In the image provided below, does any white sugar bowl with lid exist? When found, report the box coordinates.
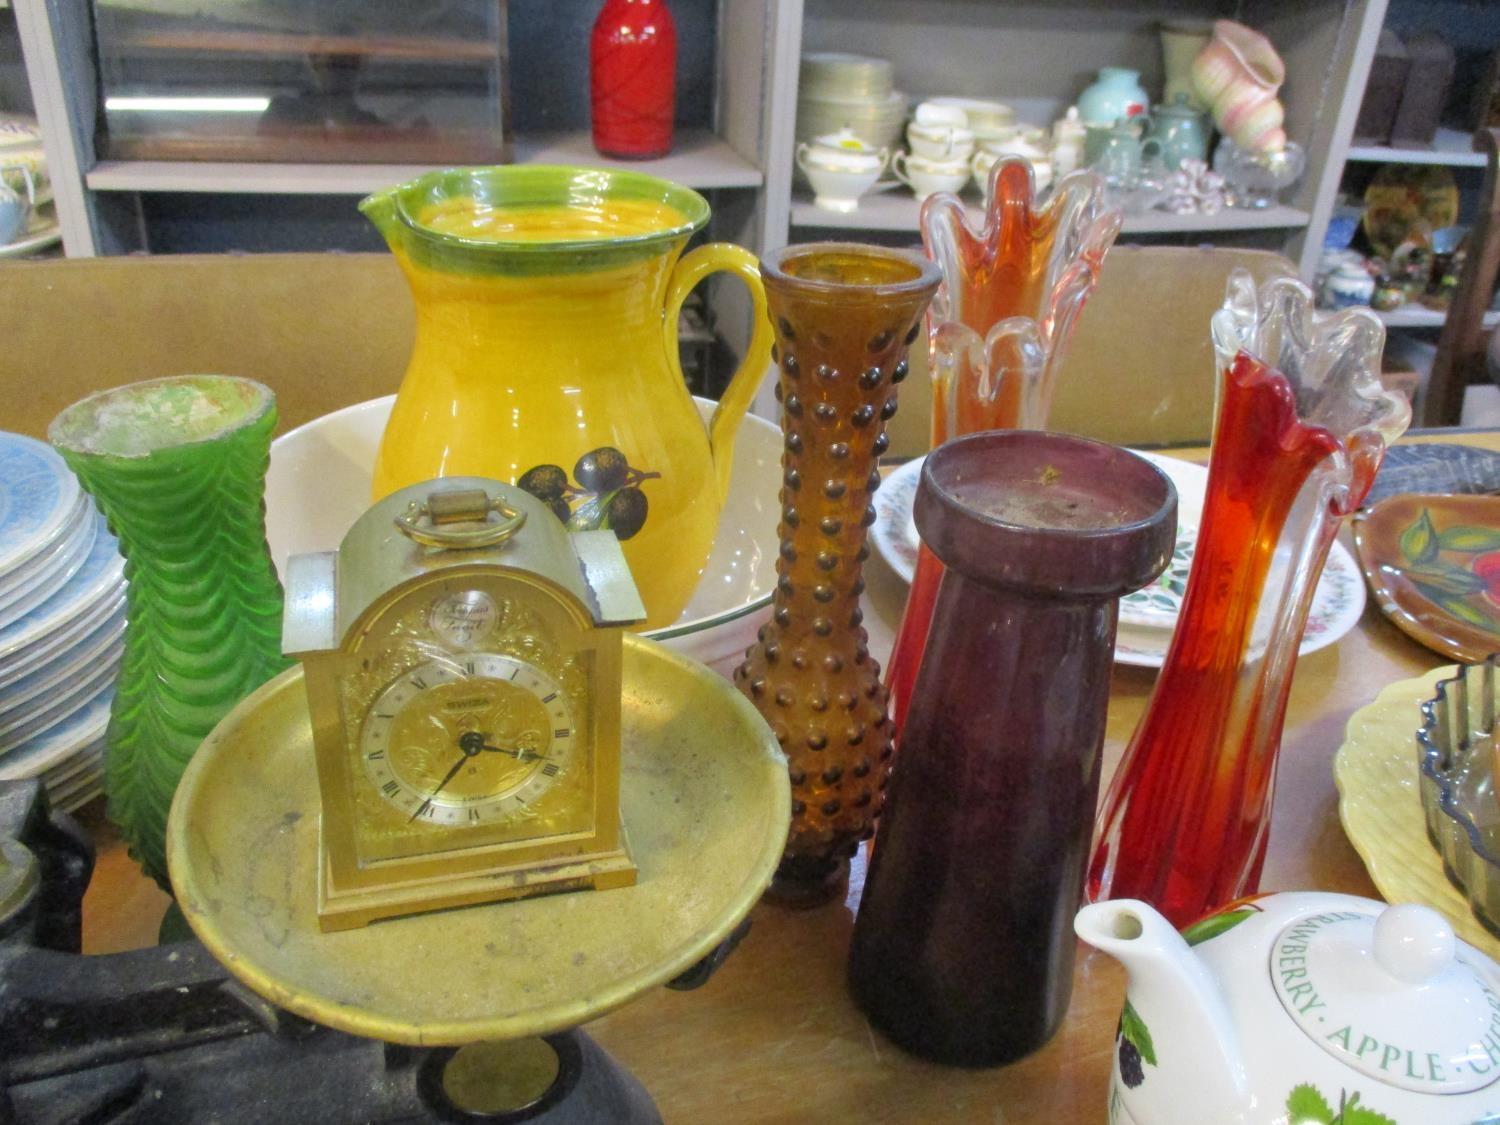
[795,127,889,212]
[1076,892,1500,1125]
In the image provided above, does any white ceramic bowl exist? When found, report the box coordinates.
[265,396,779,677]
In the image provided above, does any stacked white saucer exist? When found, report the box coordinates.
[0,432,125,811]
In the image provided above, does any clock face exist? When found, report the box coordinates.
[360,653,576,827]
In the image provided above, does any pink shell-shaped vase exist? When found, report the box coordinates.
[1192,19,1287,152]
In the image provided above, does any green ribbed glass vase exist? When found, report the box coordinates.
[50,375,290,889]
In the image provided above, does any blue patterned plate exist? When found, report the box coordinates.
[0,647,120,751]
[0,513,124,664]
[0,686,110,778]
[0,511,95,630]
[0,433,81,577]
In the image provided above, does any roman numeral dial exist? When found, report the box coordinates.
[359,652,576,826]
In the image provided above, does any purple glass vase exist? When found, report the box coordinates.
[849,430,1176,1066]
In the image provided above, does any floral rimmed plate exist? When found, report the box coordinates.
[1352,493,1500,664]
[1333,666,1500,961]
[1111,542,1364,669]
[872,451,1364,668]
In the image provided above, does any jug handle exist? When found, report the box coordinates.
[663,243,773,504]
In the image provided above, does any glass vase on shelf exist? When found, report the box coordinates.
[49,376,291,889]
[733,242,941,905]
[884,158,1122,733]
[590,0,677,159]
[1088,273,1411,927]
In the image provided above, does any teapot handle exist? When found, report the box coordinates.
[663,243,773,504]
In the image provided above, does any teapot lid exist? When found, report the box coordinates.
[1271,904,1500,1095]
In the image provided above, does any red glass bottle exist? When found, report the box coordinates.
[591,0,677,160]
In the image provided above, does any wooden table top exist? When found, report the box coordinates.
[75,430,1500,1124]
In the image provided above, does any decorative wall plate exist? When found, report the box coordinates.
[1362,164,1459,258]
[1353,493,1500,663]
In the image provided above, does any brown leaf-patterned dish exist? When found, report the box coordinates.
[1352,493,1500,663]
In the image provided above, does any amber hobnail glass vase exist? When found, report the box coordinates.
[734,243,941,904]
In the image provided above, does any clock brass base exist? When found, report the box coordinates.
[316,831,637,932]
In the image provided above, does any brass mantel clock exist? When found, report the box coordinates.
[283,478,645,931]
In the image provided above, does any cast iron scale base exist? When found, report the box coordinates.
[0,779,697,1122]
[0,644,787,1122]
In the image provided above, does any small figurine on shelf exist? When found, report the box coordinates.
[591,0,677,159]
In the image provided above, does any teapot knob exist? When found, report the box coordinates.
[1373,903,1456,984]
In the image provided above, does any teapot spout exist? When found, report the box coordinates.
[358,188,402,251]
[1075,900,1248,1105]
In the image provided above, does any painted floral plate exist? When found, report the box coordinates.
[873,451,1364,668]
[1351,494,1500,663]
[1333,666,1500,961]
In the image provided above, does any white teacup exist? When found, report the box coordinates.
[906,122,975,162]
[892,151,971,200]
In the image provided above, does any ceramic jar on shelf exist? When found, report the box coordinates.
[1192,19,1287,152]
[1159,20,1212,109]
[796,129,889,212]
[1077,67,1150,128]
[1145,95,1211,171]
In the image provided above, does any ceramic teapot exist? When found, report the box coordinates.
[361,166,772,630]
[1076,892,1500,1125]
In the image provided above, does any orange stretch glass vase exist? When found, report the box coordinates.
[1087,273,1410,926]
[734,242,940,904]
[884,160,1121,733]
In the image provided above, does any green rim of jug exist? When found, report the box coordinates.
[359,165,711,276]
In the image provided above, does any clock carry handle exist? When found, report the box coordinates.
[394,488,527,549]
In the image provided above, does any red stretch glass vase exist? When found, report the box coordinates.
[883,160,1121,734]
[1088,274,1410,927]
[590,0,677,159]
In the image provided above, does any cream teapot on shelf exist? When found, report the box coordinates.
[1077,892,1500,1125]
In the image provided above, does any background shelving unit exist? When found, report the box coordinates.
[85,130,765,195]
[10,0,789,258]
[7,0,1498,419]
[789,191,1310,236]
[1346,124,1491,167]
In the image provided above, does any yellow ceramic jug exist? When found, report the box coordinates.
[361,166,772,630]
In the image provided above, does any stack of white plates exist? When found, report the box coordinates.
[0,433,126,811]
[797,52,908,155]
